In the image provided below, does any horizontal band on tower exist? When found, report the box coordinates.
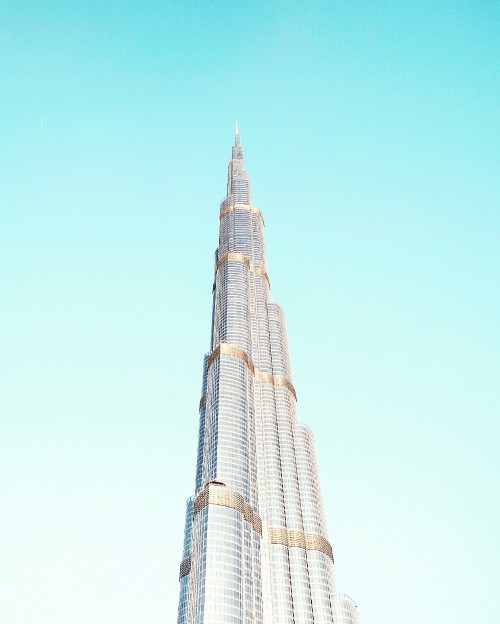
[269,527,334,561]
[216,251,270,286]
[219,203,264,224]
[207,343,297,401]
[255,370,297,401]
[179,556,191,580]
[194,482,262,535]
[253,266,270,282]
[208,342,255,374]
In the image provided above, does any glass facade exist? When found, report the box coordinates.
[331,595,361,624]
[176,127,360,624]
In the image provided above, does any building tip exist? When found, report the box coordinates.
[235,119,240,146]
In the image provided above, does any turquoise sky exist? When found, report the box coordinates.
[1,1,499,623]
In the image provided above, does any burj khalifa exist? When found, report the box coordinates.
[176,125,360,624]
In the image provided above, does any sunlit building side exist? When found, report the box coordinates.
[176,126,359,624]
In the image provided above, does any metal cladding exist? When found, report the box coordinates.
[176,128,360,624]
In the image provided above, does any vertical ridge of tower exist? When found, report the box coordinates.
[176,126,361,624]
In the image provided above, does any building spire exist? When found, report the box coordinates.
[235,119,241,146]
[221,121,251,209]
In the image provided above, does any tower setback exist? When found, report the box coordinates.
[177,128,360,624]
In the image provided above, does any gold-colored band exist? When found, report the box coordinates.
[199,395,207,412]
[269,527,334,561]
[255,371,297,401]
[179,556,191,580]
[216,251,250,271]
[219,203,264,223]
[208,342,255,374]
[216,251,270,286]
[207,344,296,401]
[194,483,262,535]
[253,266,269,281]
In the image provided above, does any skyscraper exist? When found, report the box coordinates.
[177,126,360,624]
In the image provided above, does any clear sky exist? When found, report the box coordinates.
[1,1,499,623]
